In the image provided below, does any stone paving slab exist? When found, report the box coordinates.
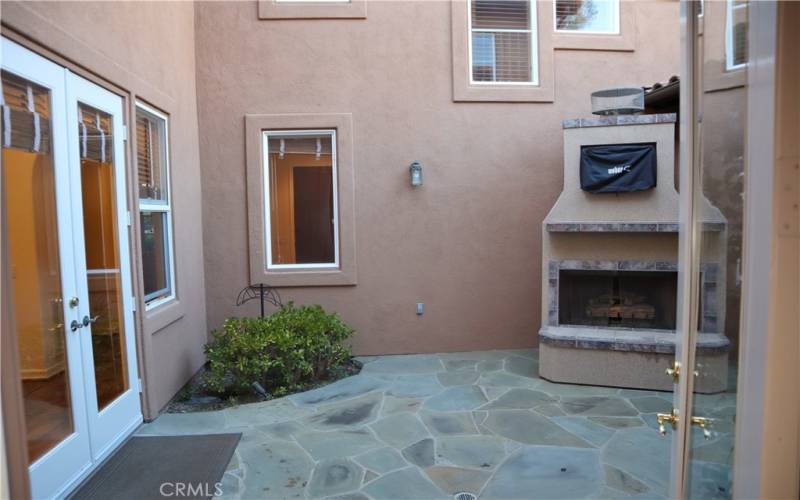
[141,350,735,499]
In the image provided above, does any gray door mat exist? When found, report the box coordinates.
[69,433,241,500]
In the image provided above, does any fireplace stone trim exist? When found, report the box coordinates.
[561,113,677,129]
[546,222,725,233]
[547,259,721,333]
[538,325,730,355]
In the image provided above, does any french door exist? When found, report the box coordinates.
[2,38,141,499]
[667,1,753,497]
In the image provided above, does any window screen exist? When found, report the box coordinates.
[470,0,534,83]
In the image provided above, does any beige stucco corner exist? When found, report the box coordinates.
[245,113,357,287]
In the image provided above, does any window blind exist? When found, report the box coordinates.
[77,104,113,163]
[0,71,52,153]
[731,2,748,67]
[470,0,533,83]
[136,112,164,200]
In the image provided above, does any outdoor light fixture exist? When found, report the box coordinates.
[410,161,423,187]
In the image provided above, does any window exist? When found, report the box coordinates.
[725,0,748,71]
[136,103,175,308]
[469,0,537,85]
[554,0,619,34]
[263,130,339,269]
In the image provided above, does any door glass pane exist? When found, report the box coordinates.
[686,2,747,497]
[266,131,336,266]
[77,102,128,410]
[1,71,74,463]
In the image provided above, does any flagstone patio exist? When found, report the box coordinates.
[136,350,736,499]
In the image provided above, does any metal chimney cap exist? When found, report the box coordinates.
[590,86,645,116]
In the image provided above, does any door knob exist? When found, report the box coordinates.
[70,320,83,332]
[82,315,99,327]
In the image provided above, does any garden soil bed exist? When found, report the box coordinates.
[164,358,363,413]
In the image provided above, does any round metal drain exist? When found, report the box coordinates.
[454,493,477,500]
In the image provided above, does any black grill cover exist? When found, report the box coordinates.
[580,143,657,193]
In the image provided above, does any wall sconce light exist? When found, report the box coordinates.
[410,161,423,187]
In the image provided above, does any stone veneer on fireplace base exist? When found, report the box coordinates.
[538,326,729,393]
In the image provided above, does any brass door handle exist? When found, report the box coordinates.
[690,416,713,439]
[656,409,714,439]
[656,409,679,435]
[665,361,681,383]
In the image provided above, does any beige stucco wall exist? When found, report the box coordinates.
[1,1,207,417]
[195,0,680,355]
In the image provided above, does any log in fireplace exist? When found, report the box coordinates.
[558,269,678,330]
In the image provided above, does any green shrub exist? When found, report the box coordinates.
[203,303,354,397]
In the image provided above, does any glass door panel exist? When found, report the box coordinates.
[66,71,141,461]
[684,0,748,497]
[77,102,129,410]
[2,70,74,463]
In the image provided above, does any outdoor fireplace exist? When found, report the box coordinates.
[538,113,730,393]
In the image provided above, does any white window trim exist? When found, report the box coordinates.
[274,0,349,2]
[467,0,539,86]
[725,0,747,71]
[135,101,176,311]
[552,0,620,35]
[262,129,340,271]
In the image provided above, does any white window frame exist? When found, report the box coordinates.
[136,101,176,310]
[725,0,747,71]
[274,0,349,2]
[262,129,340,270]
[467,0,539,86]
[553,0,620,35]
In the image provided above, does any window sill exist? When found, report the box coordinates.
[258,0,366,20]
[552,32,634,52]
[256,267,357,287]
[704,63,747,93]
[143,297,184,336]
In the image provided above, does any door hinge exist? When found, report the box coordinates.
[127,211,132,227]
[131,297,137,312]
[122,124,128,138]
[138,378,143,393]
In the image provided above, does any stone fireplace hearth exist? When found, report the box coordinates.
[539,114,729,393]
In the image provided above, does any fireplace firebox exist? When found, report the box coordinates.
[558,270,678,330]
